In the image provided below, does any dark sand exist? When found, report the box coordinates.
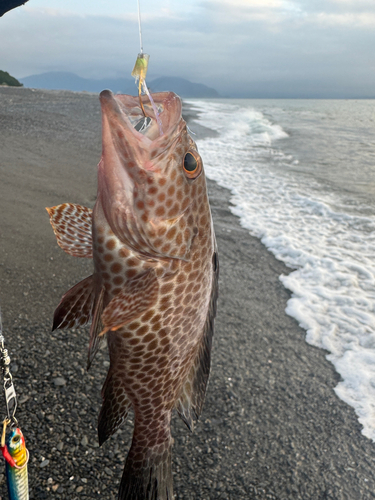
[0,86,375,499]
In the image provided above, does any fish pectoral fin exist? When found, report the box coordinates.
[46,203,93,258]
[98,370,131,446]
[100,270,159,334]
[176,248,219,431]
[53,275,95,330]
[87,286,105,370]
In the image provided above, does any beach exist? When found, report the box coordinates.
[0,86,375,499]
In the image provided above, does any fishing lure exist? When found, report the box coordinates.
[132,53,164,136]
[131,0,163,136]
[1,421,29,500]
[0,311,29,500]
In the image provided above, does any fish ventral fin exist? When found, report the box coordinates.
[98,370,131,446]
[53,275,95,330]
[175,249,219,431]
[100,269,159,335]
[46,203,93,258]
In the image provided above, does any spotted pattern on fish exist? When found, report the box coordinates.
[48,90,218,500]
[98,369,132,444]
[46,203,93,258]
[100,269,159,334]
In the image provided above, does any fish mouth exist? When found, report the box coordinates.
[98,90,184,258]
[99,89,183,175]
[99,89,182,146]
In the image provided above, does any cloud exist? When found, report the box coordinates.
[322,0,375,9]
[202,0,298,23]
[204,0,375,26]
[212,0,286,7]
[1,0,375,97]
[292,0,375,22]
[311,12,375,26]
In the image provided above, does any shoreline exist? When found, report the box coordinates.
[0,87,375,499]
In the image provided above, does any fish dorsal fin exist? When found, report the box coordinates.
[176,248,219,430]
[53,275,96,330]
[46,203,93,258]
[87,286,105,370]
[98,367,132,446]
[100,270,159,335]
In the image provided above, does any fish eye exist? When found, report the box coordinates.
[184,152,197,172]
[183,151,202,179]
[12,435,20,444]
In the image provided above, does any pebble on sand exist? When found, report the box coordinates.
[53,377,66,387]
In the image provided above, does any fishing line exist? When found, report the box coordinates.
[137,0,144,54]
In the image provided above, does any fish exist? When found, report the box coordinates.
[46,89,219,500]
[2,427,29,500]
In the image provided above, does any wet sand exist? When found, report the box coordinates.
[0,86,375,499]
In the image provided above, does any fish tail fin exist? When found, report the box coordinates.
[118,435,173,500]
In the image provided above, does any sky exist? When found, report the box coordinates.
[1,0,375,97]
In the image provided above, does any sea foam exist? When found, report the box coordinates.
[188,99,375,441]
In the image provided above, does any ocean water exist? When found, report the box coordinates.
[187,98,375,441]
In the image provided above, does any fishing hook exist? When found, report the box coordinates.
[139,78,147,118]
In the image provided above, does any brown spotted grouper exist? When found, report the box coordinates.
[46,90,218,500]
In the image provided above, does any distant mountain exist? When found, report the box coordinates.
[20,72,132,93]
[149,77,220,98]
[20,71,220,98]
[0,70,22,86]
